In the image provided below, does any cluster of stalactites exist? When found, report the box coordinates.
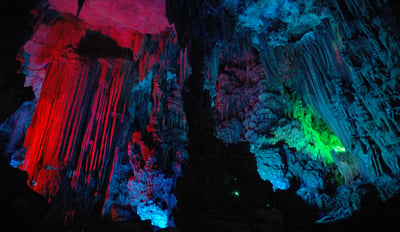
[1,7,190,228]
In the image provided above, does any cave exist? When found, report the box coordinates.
[1,0,400,231]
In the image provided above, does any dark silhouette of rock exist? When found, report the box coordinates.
[0,0,39,122]
[76,0,85,17]
[0,155,48,231]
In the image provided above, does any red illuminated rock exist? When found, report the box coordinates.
[4,2,188,227]
[48,0,171,34]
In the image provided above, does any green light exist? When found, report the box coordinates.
[273,94,347,164]
[333,145,346,153]
[232,191,240,197]
[294,98,346,163]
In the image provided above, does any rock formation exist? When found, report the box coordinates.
[1,0,400,231]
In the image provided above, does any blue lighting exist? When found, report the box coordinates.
[137,203,170,229]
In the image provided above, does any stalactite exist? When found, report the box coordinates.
[22,55,136,202]
[2,0,400,229]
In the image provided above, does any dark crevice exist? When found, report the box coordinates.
[176,37,276,230]
[76,30,133,59]
[0,0,39,122]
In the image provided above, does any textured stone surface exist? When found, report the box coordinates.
[169,0,400,224]
[48,0,171,34]
[1,5,188,229]
[1,0,400,230]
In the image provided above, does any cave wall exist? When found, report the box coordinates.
[167,0,400,223]
[1,2,189,228]
[1,0,400,230]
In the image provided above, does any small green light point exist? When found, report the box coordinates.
[333,145,346,153]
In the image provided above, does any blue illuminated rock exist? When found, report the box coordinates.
[172,0,400,224]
